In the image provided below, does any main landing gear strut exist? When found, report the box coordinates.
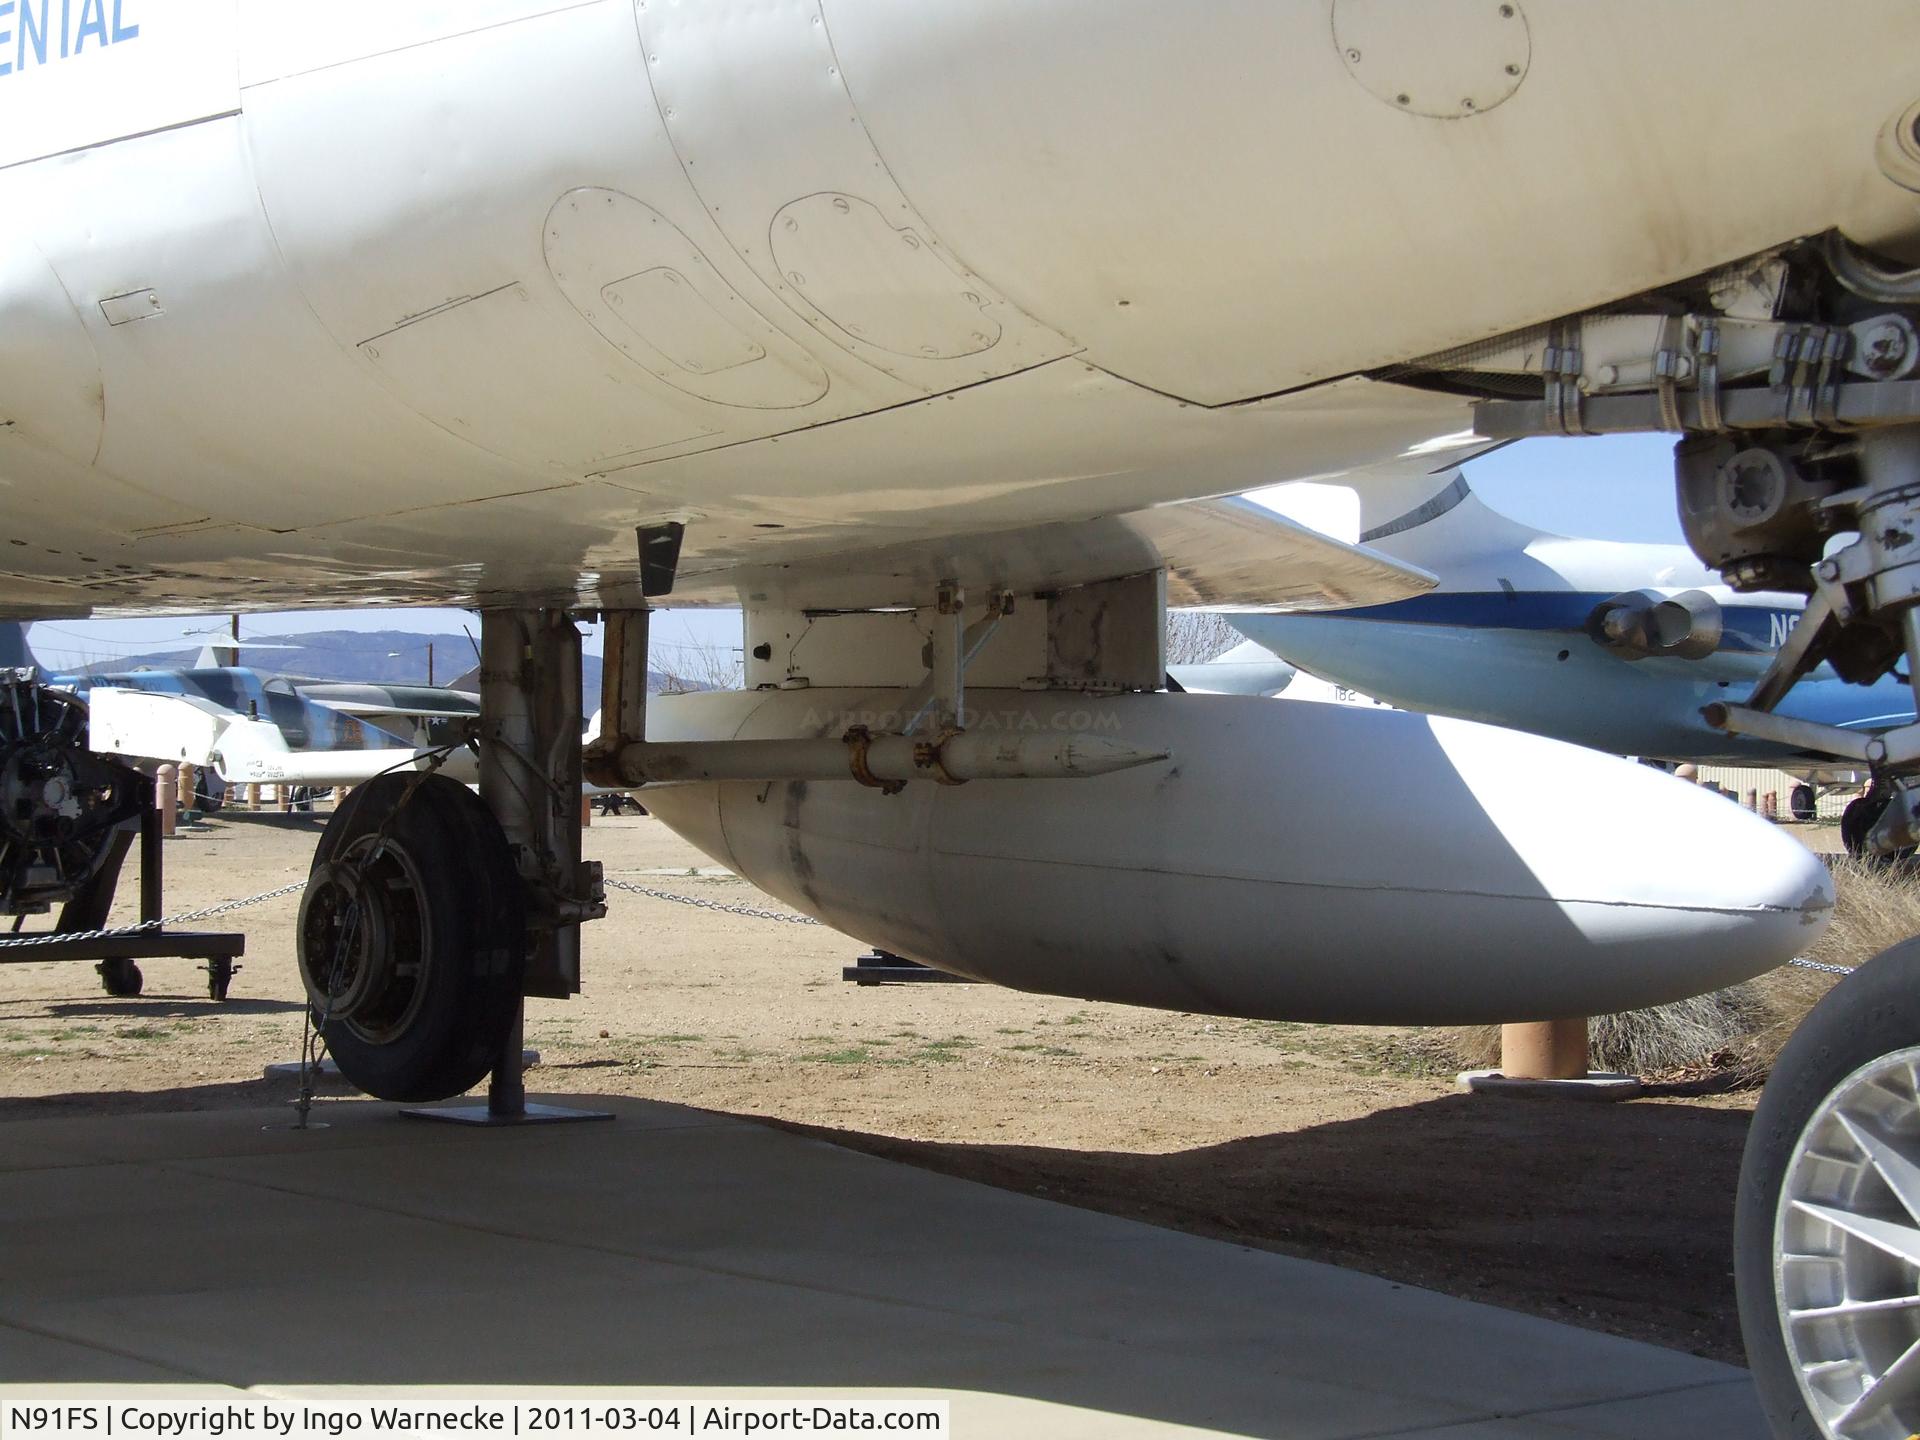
[1458,233,1920,1438]
[295,609,608,1123]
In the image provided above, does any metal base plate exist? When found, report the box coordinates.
[266,1050,539,1082]
[843,951,975,985]
[398,1102,613,1127]
[1455,1069,1644,1101]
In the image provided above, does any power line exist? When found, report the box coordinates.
[28,624,195,653]
[648,639,743,655]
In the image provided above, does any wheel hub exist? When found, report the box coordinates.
[296,840,432,1043]
[1778,1045,1920,1438]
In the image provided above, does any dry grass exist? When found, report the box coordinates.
[1807,857,1920,968]
[1430,857,1920,1082]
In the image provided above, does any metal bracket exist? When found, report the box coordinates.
[1744,591,1839,714]
[925,579,965,733]
[901,589,1012,734]
[843,726,905,795]
[637,522,685,599]
[1697,316,1724,432]
[595,583,1167,790]
[583,608,649,789]
[1703,701,1876,763]
[1773,324,1850,429]
[1543,321,1589,436]
[1653,315,1685,433]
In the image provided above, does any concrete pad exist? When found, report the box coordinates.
[170,1120,1725,1416]
[0,1093,743,1166]
[0,1129,105,1173]
[0,1322,198,1384]
[0,1097,1759,1439]
[1533,1377,1770,1437]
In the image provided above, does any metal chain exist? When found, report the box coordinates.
[0,926,144,950]
[0,880,309,949]
[2,875,815,954]
[603,876,821,925]
[0,746,465,955]
[1789,956,1854,976]
[162,880,310,926]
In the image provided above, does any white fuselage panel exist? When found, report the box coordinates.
[3,2,1919,615]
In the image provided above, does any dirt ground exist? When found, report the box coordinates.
[0,808,1768,1363]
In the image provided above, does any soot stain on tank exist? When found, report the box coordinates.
[780,779,823,907]
[1156,945,1232,1014]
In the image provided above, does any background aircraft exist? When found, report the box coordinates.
[0,623,479,795]
[6,622,673,801]
[1231,468,1917,767]
[1165,639,1296,698]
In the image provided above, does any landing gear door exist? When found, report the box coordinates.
[0,0,239,171]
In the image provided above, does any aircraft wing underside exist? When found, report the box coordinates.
[695,491,1439,613]
[0,365,1475,620]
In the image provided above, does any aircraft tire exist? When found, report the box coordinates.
[1841,793,1878,856]
[1790,784,1816,823]
[98,958,142,998]
[1840,787,1918,868]
[297,774,525,1102]
[1735,939,1920,1439]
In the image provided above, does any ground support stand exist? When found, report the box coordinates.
[399,1004,612,1127]
[1,794,244,1000]
[843,949,977,985]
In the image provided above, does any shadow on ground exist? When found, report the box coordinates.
[0,1077,321,1121]
[29,997,305,1019]
[0,1078,1755,1365]
[0,1089,1762,1439]
[776,1091,1754,1364]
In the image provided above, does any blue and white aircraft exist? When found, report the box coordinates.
[1,623,477,792]
[1233,468,1916,767]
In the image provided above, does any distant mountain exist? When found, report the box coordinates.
[75,630,484,685]
[73,629,697,696]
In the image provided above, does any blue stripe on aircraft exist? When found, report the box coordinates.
[1330,592,1794,654]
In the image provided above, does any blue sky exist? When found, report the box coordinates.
[1468,433,1682,544]
[25,433,1685,672]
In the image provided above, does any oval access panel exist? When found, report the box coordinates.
[545,188,830,411]
[768,192,1002,360]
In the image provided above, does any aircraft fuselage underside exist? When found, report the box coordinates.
[3,1,1919,616]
